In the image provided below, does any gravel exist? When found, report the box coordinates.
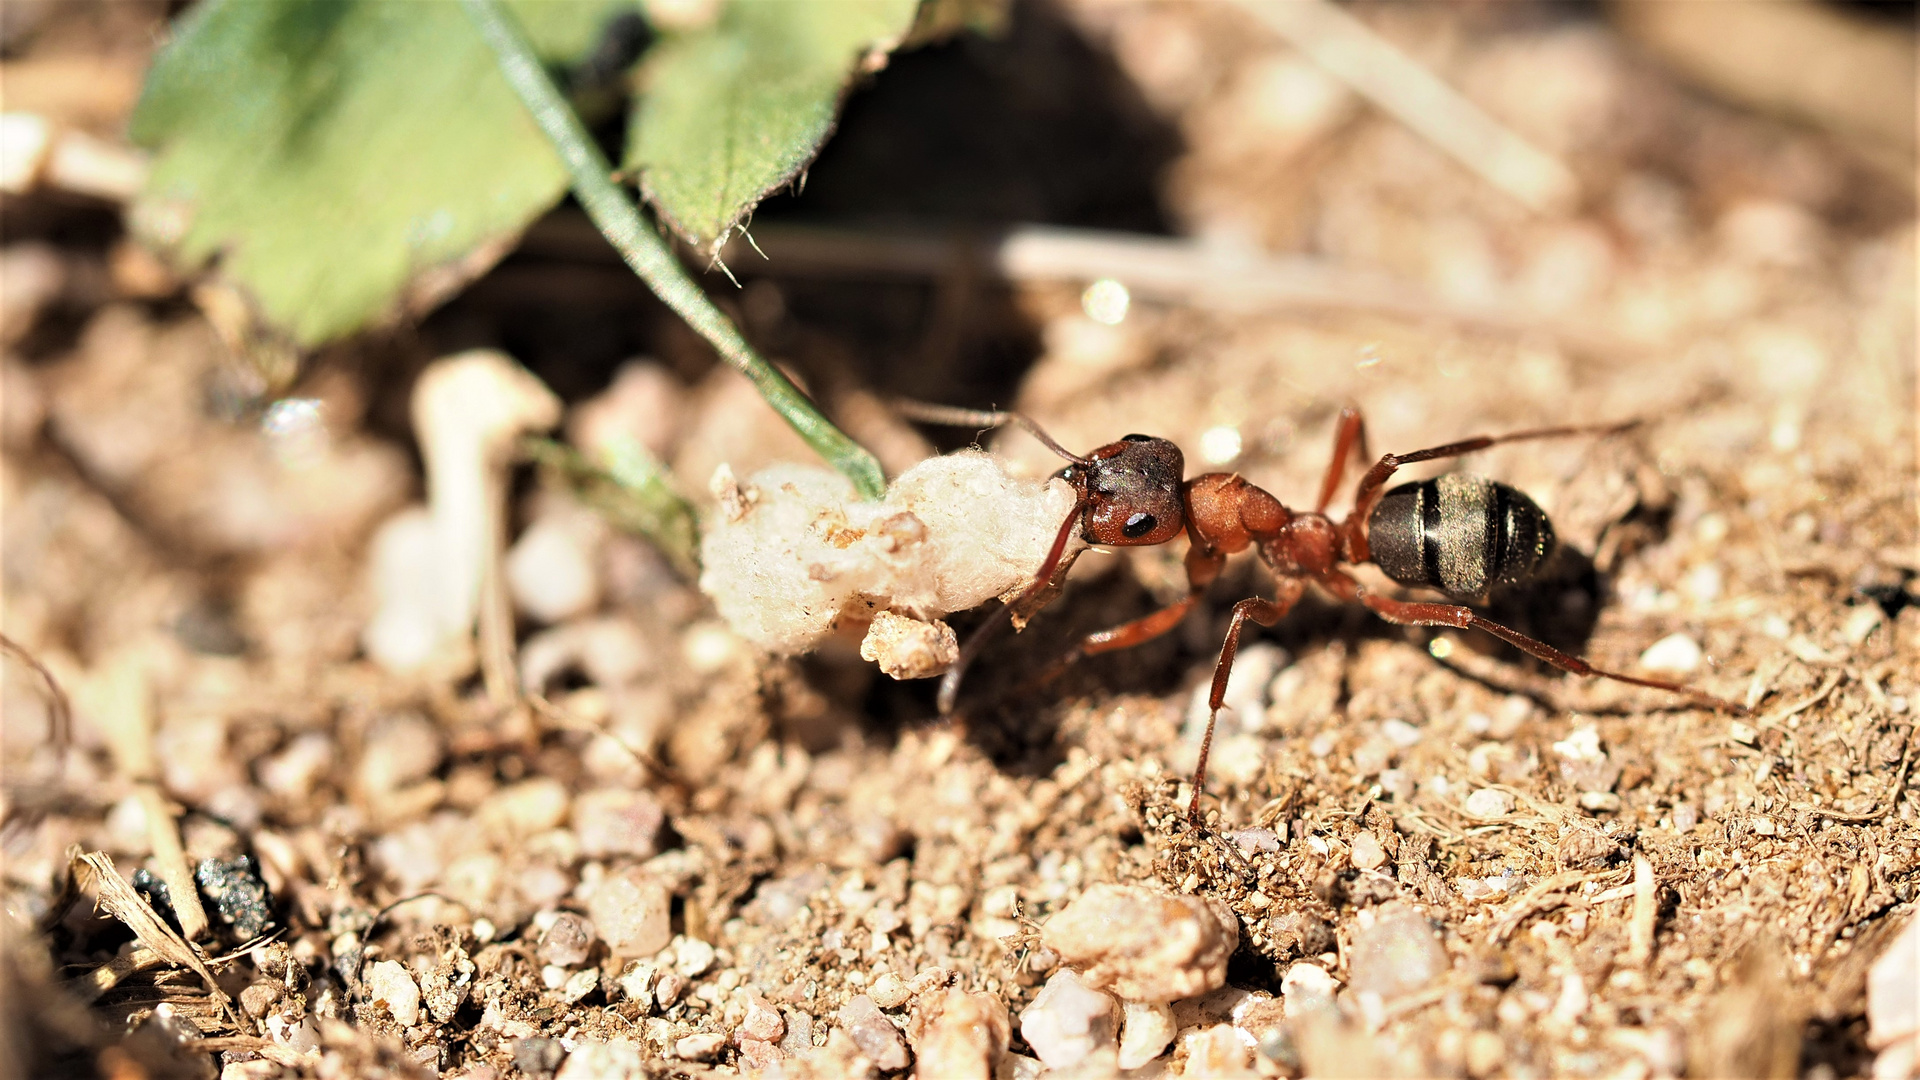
[537,912,595,968]
[478,777,571,839]
[363,960,421,1027]
[586,870,672,959]
[1350,830,1388,871]
[355,710,443,799]
[1348,904,1450,1002]
[570,788,665,860]
[838,994,911,1072]
[1040,883,1238,1002]
[907,989,1009,1080]
[1017,969,1118,1071]
[1118,1000,1176,1070]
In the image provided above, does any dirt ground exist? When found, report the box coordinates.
[2,2,1916,1079]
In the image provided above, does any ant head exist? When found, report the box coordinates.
[1062,435,1186,546]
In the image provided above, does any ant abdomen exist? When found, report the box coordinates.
[1368,475,1556,598]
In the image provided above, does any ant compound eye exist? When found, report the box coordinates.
[1122,433,1153,443]
[1122,512,1157,539]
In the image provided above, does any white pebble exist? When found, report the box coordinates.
[572,789,665,860]
[675,937,716,979]
[1380,717,1422,748]
[1118,1000,1176,1069]
[1282,963,1338,1016]
[478,777,570,839]
[588,870,672,959]
[1348,904,1449,1001]
[505,514,602,624]
[1351,830,1387,871]
[356,711,443,799]
[364,960,421,1027]
[1639,632,1702,674]
[1465,788,1515,818]
[361,508,443,672]
[1018,969,1117,1070]
[870,971,910,1009]
[256,733,335,800]
[1862,904,1916,1029]
[673,1032,725,1061]
[555,1040,645,1080]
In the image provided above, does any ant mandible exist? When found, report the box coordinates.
[900,401,1748,825]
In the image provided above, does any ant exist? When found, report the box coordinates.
[899,402,1747,825]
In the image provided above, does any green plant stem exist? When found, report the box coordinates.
[462,0,885,500]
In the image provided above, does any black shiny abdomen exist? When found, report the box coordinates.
[1367,475,1556,597]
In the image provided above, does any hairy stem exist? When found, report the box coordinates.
[462,0,885,499]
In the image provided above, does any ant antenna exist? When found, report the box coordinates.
[891,399,1091,466]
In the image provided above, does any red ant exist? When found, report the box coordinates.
[901,402,1747,824]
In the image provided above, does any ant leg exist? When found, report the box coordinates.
[1015,544,1228,706]
[1189,578,1304,825]
[1350,585,1747,714]
[1314,406,1370,513]
[1343,419,1642,552]
[938,504,1085,716]
[890,399,1089,465]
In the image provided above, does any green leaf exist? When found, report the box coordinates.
[623,0,920,256]
[129,0,632,348]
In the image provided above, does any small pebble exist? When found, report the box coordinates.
[1466,1030,1505,1077]
[1182,1023,1255,1078]
[617,962,655,1007]
[1348,904,1449,1001]
[839,994,912,1072]
[1041,884,1238,1002]
[675,937,716,978]
[560,968,598,1003]
[479,777,571,839]
[1380,717,1422,748]
[1465,788,1515,818]
[538,912,596,968]
[673,1032,726,1062]
[654,971,687,1008]
[1118,1001,1176,1069]
[1018,969,1118,1070]
[554,1040,644,1080]
[257,733,335,799]
[1281,963,1338,1016]
[505,514,602,625]
[587,870,672,959]
[1229,828,1280,854]
[1639,632,1702,674]
[364,960,421,1027]
[1866,907,1912,1045]
[739,994,786,1043]
[356,711,444,798]
[571,789,664,860]
[1350,831,1387,871]
[909,989,1009,1080]
[871,971,911,1009]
